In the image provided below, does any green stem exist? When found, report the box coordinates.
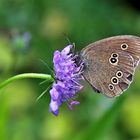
[0,73,54,89]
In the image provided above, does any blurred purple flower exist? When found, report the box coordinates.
[12,31,32,52]
[22,32,32,47]
[49,44,84,116]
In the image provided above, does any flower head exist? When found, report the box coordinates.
[49,44,84,116]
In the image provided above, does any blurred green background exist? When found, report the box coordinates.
[0,0,140,140]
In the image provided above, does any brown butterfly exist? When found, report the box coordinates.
[80,35,140,97]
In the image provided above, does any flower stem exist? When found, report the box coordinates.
[0,73,54,89]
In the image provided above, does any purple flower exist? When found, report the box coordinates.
[12,31,32,52]
[49,44,84,116]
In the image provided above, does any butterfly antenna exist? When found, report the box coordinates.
[62,33,76,54]
[62,32,72,45]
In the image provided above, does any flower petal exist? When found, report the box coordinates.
[50,85,59,101]
[61,45,73,55]
[69,101,80,110]
[49,100,59,116]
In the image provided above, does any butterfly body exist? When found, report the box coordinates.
[80,35,140,97]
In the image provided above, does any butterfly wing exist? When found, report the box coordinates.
[81,35,140,97]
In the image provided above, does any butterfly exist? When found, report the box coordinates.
[80,35,140,97]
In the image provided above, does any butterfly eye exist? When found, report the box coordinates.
[121,43,128,50]
[109,57,118,65]
[116,71,123,78]
[111,53,118,58]
[111,77,119,85]
[108,84,114,91]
